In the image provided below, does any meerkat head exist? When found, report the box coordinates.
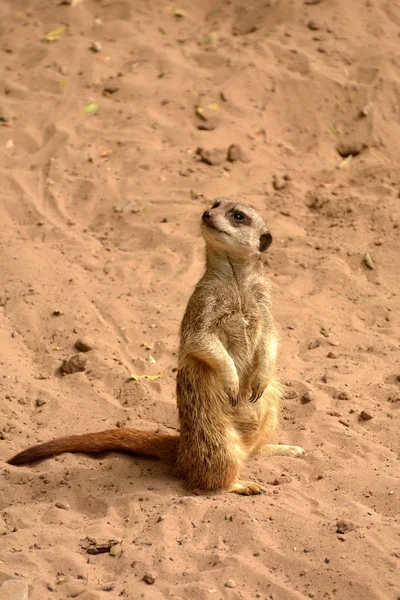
[201,197,272,258]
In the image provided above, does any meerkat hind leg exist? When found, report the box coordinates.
[261,444,305,458]
[228,480,266,495]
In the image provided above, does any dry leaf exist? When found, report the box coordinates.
[99,150,112,158]
[82,103,98,114]
[45,27,66,42]
[130,371,166,381]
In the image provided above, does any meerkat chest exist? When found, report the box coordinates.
[215,295,263,341]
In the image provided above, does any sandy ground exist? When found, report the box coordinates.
[0,0,399,598]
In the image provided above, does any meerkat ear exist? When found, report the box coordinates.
[259,232,272,252]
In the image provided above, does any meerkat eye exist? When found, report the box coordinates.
[212,201,221,209]
[232,211,245,221]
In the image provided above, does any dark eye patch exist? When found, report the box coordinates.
[229,209,251,226]
[212,201,221,209]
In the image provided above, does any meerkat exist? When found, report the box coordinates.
[8,198,304,495]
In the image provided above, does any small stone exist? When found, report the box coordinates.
[327,351,337,359]
[359,410,373,421]
[336,519,355,534]
[227,143,250,163]
[142,573,156,585]
[321,372,329,383]
[268,474,292,486]
[55,501,70,510]
[272,174,287,190]
[338,391,350,400]
[363,252,375,269]
[359,104,371,117]
[109,543,123,558]
[35,398,46,407]
[303,547,314,553]
[308,339,320,350]
[324,557,330,564]
[196,146,226,166]
[225,579,236,588]
[75,339,93,352]
[198,122,215,131]
[97,583,115,592]
[90,41,102,52]
[60,354,87,375]
[301,391,313,404]
[337,140,367,158]
[0,580,29,600]
[307,20,320,30]
[103,87,119,95]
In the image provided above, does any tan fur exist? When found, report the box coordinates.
[8,198,304,495]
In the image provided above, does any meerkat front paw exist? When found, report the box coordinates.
[249,380,268,403]
[225,377,240,407]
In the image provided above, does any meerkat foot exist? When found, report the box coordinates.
[228,480,266,496]
[262,444,305,458]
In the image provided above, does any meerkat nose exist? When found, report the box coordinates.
[202,210,212,222]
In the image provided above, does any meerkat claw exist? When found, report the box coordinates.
[230,395,239,407]
[250,389,264,403]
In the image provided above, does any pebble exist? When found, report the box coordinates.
[301,391,313,404]
[90,41,102,52]
[359,103,371,117]
[272,174,288,190]
[337,140,367,158]
[109,543,122,558]
[338,391,350,400]
[227,144,250,163]
[142,573,156,585]
[225,579,236,588]
[308,339,320,350]
[60,354,87,375]
[55,501,70,510]
[268,474,292,486]
[75,338,93,352]
[336,519,355,534]
[196,147,226,166]
[0,580,29,600]
[35,398,46,407]
[359,410,373,421]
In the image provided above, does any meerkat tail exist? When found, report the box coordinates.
[7,428,179,466]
